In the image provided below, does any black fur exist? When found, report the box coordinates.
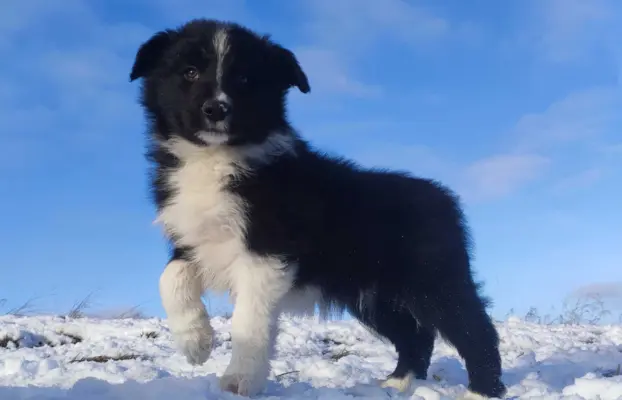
[130,19,506,398]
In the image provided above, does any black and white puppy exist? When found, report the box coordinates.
[129,19,506,399]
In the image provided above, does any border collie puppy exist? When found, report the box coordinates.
[129,19,506,399]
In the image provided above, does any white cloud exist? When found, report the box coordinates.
[459,154,550,202]
[42,49,130,87]
[0,0,161,171]
[528,0,621,63]
[304,0,449,53]
[570,282,622,300]
[354,142,452,180]
[602,143,622,155]
[451,86,620,201]
[296,0,451,98]
[148,0,248,25]
[551,167,605,195]
[446,84,621,201]
[0,0,79,35]
[350,136,551,203]
[502,85,621,194]
[295,48,383,98]
[292,1,621,204]
[512,87,622,152]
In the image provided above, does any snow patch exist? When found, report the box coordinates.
[0,315,621,399]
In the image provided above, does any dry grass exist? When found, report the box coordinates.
[57,331,83,344]
[508,293,620,326]
[140,331,159,339]
[1,330,83,349]
[330,348,351,361]
[0,335,16,348]
[321,337,343,346]
[2,293,150,321]
[70,354,151,363]
[113,306,148,319]
[319,336,353,361]
[0,334,53,349]
[1,296,44,316]
[275,370,300,380]
[66,292,97,319]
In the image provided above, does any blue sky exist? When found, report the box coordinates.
[1,0,621,321]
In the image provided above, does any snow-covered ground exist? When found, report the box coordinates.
[1,314,621,400]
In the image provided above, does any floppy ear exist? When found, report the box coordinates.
[271,44,311,94]
[129,30,176,82]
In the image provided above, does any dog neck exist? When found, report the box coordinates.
[156,130,298,172]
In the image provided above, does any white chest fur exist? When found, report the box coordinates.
[155,139,250,292]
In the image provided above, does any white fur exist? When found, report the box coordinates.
[196,130,229,146]
[459,390,491,400]
[213,28,229,89]
[216,91,231,104]
[220,256,294,395]
[209,29,233,133]
[156,133,298,396]
[159,259,214,365]
[380,372,414,392]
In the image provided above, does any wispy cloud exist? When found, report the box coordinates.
[380,1,622,203]
[453,85,621,201]
[602,143,622,155]
[416,86,619,203]
[551,167,605,195]
[512,87,622,152]
[539,0,615,62]
[528,0,621,64]
[295,48,383,98]
[354,141,452,180]
[570,282,622,301]
[0,0,251,173]
[292,1,614,203]
[303,0,449,52]
[351,136,551,204]
[148,0,249,25]
[295,0,451,98]
[3,0,618,204]
[459,154,550,202]
[0,0,79,37]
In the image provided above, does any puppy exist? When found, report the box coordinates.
[129,18,506,399]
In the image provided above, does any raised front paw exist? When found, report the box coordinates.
[219,361,269,397]
[171,322,214,365]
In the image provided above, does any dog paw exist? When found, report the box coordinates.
[171,321,214,365]
[219,360,269,397]
[457,390,496,400]
[380,373,414,392]
[219,372,266,397]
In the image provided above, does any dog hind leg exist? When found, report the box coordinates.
[349,295,435,392]
[412,282,506,398]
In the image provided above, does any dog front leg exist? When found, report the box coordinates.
[220,260,293,396]
[159,257,214,365]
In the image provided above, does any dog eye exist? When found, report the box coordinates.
[183,66,199,81]
[237,75,248,84]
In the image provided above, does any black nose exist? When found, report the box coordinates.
[202,100,231,122]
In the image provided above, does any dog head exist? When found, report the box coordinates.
[130,19,310,147]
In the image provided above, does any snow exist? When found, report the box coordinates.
[1,314,621,399]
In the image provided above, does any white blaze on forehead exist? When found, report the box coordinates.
[213,28,230,88]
